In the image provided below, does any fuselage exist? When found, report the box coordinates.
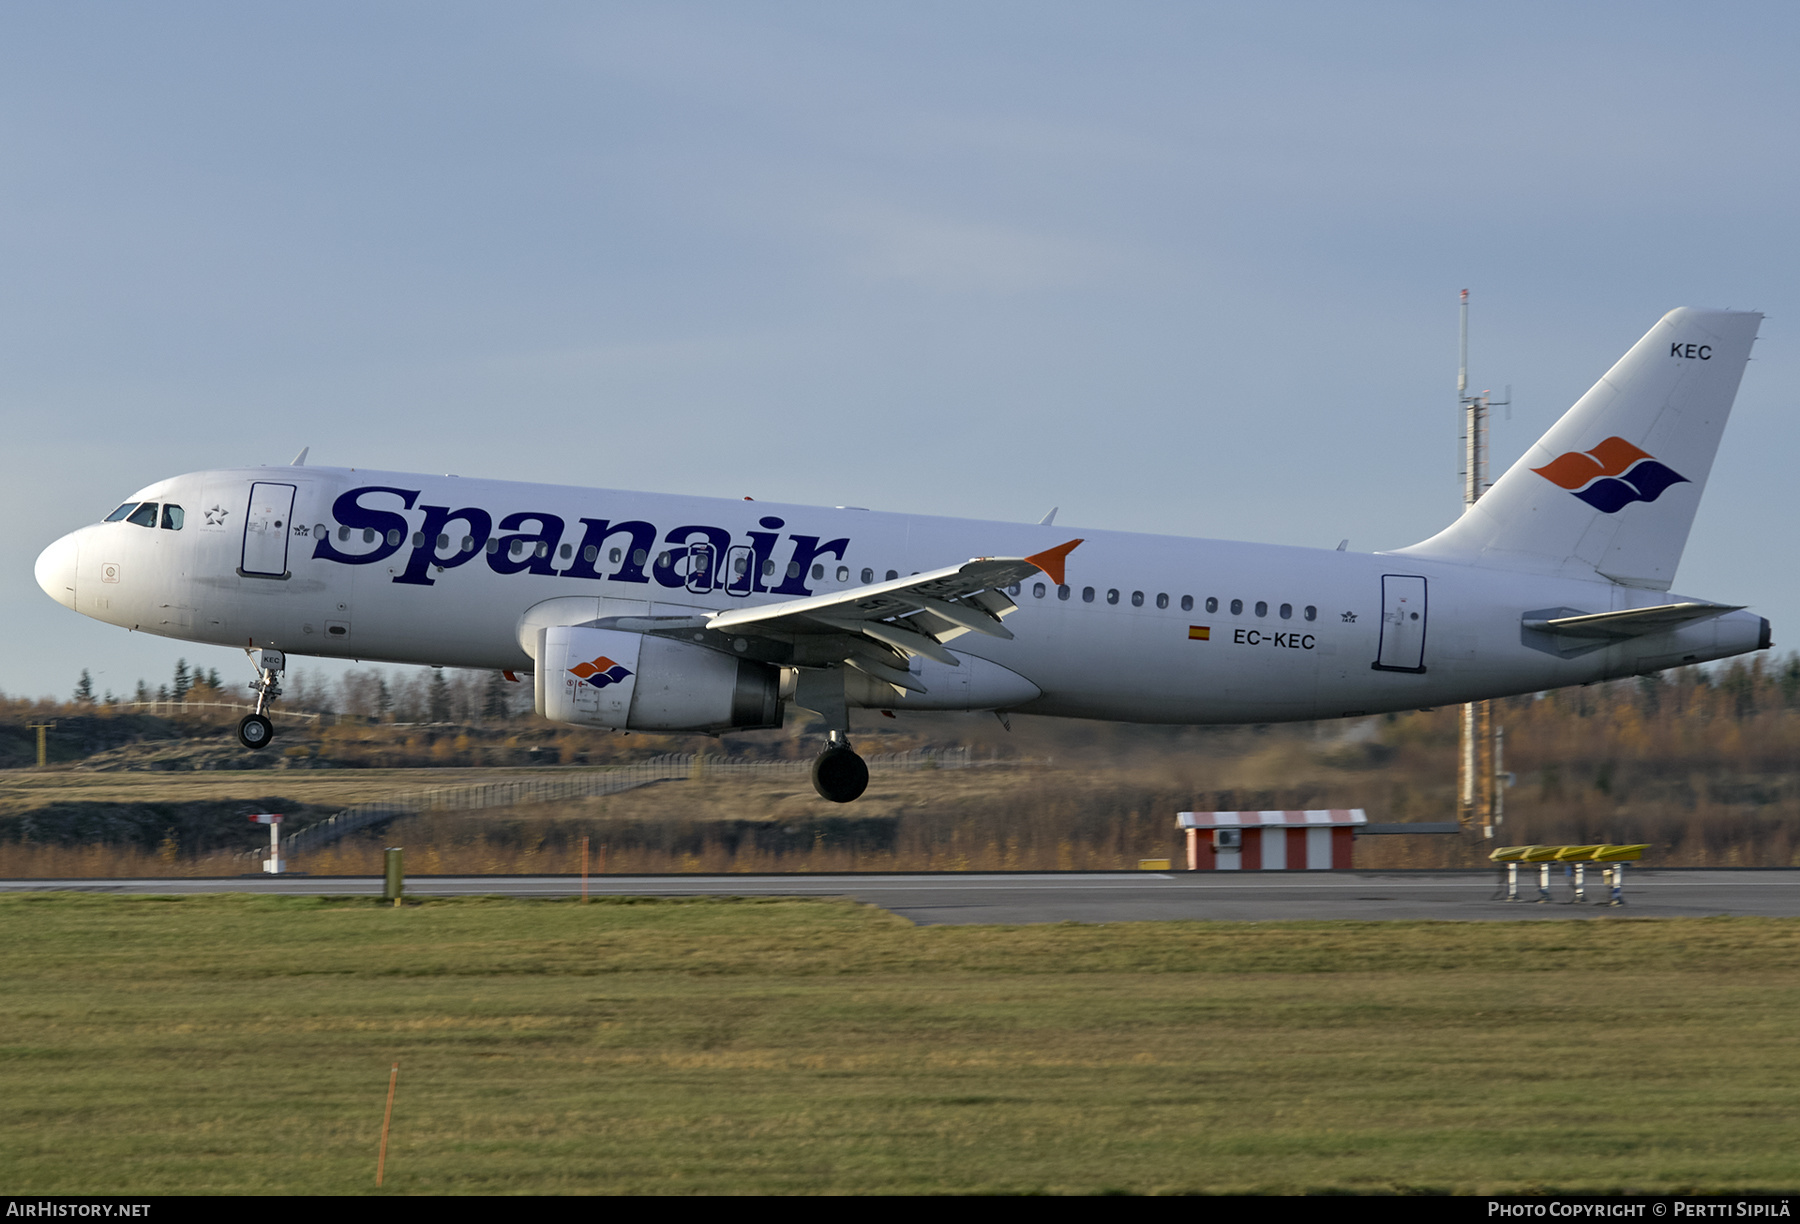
[34,465,1768,725]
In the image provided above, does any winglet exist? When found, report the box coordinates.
[1025,538,1082,586]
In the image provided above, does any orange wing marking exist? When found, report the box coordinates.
[1024,538,1083,587]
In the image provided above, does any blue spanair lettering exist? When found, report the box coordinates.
[392,506,492,586]
[654,525,734,589]
[772,535,851,596]
[744,516,785,593]
[488,511,565,576]
[313,486,418,565]
[562,518,656,583]
[315,493,859,600]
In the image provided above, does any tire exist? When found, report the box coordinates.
[238,714,274,750]
[811,745,869,804]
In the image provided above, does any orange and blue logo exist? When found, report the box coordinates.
[1531,436,1688,514]
[569,655,633,689]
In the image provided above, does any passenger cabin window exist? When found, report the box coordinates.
[1008,583,1020,596]
[126,502,158,528]
[836,566,849,582]
[1155,593,1168,609]
[1057,585,1070,601]
[1229,599,1242,615]
[1033,583,1046,598]
[1304,605,1317,621]
[886,570,898,581]
[105,503,137,523]
[559,543,572,560]
[1082,587,1095,603]
[1254,601,1268,617]
[1206,597,1218,613]
[1180,595,1193,612]
[1279,603,1292,619]
[1130,591,1144,607]
[862,568,874,583]
[160,505,183,530]
[1106,589,1120,605]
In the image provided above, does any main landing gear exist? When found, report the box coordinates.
[237,648,285,751]
[811,730,868,804]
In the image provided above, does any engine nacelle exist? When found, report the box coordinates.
[536,625,782,733]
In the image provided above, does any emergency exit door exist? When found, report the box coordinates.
[1372,574,1428,673]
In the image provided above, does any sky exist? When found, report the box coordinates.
[4,2,1798,702]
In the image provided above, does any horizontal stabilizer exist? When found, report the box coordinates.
[1520,601,1742,640]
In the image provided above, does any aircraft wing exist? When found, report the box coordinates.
[703,539,1082,669]
[1521,601,1743,640]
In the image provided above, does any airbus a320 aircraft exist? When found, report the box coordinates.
[36,308,1770,802]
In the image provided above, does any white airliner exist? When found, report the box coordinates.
[35,308,1769,801]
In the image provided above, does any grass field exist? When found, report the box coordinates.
[4,895,1799,1194]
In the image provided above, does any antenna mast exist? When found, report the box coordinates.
[1456,290,1510,838]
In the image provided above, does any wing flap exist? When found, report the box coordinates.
[704,543,1079,655]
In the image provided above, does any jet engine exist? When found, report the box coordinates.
[535,624,782,733]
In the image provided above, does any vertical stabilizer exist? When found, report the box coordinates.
[1395,308,1761,590]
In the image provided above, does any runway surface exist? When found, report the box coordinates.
[5,869,1796,924]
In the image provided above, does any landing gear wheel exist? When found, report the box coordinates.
[238,714,274,751]
[811,745,869,804]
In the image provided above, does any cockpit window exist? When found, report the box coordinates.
[125,502,159,528]
[104,503,138,522]
[161,504,184,531]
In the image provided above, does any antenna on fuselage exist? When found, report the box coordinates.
[290,447,310,467]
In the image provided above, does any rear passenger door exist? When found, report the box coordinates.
[1372,575,1427,673]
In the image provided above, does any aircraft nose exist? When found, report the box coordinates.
[35,533,78,610]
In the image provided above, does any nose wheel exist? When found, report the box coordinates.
[239,647,286,753]
[238,714,274,750]
[811,733,868,804]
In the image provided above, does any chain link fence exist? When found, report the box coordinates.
[256,748,973,859]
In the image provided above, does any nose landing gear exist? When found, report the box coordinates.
[237,648,285,752]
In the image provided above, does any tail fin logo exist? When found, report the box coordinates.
[569,655,633,689]
[1531,436,1689,514]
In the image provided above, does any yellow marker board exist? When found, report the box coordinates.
[1490,844,1648,863]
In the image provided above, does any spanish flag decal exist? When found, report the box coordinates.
[1188,626,1210,641]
